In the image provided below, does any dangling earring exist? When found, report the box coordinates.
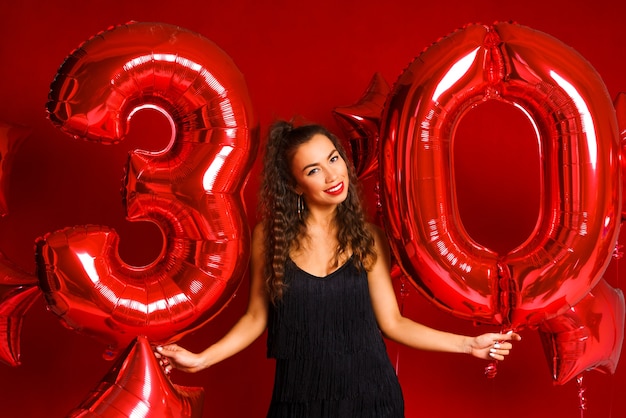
[297,194,304,219]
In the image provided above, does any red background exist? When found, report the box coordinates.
[1,1,625,417]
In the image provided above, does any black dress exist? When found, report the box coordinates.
[266,257,405,417]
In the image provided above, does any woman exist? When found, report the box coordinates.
[155,120,521,417]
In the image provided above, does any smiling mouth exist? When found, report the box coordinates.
[325,182,344,195]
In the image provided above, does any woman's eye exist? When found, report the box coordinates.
[307,167,319,176]
[330,155,339,163]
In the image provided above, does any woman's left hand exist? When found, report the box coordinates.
[468,331,522,361]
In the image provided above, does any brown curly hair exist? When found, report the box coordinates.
[258,120,377,304]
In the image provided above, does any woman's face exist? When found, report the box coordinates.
[290,134,349,210]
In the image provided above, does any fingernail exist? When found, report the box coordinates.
[490,348,497,353]
[156,346,162,351]
[494,343,501,349]
[489,352,496,358]
[507,330,513,334]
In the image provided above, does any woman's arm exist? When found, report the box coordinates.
[155,223,270,373]
[366,224,520,360]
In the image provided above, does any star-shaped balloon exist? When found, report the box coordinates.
[68,335,204,417]
[332,72,389,181]
[0,251,40,367]
[538,278,625,385]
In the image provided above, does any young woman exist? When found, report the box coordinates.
[155,120,521,417]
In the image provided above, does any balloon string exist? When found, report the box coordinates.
[484,359,498,379]
[613,243,622,286]
[577,374,587,417]
[608,368,616,417]
[484,325,509,379]
[394,277,409,375]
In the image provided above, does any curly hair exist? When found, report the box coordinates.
[258,120,377,304]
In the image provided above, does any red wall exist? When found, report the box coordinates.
[1,1,625,417]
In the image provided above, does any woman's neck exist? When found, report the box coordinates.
[304,205,337,231]
[291,219,347,276]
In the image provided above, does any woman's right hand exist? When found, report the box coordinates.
[154,344,207,374]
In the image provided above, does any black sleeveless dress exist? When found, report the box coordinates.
[266,257,405,417]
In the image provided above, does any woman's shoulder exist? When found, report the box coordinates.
[251,222,269,254]
[252,221,267,241]
[365,222,391,252]
[365,222,384,238]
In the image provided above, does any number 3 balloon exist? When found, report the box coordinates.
[380,22,621,329]
[37,22,258,353]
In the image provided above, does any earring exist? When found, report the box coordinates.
[297,194,304,218]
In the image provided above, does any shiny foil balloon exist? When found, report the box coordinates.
[68,336,204,417]
[538,279,625,385]
[333,73,390,180]
[380,22,621,328]
[38,22,258,353]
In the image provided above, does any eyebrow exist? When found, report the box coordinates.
[301,149,338,172]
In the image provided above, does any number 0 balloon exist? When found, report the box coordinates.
[380,22,622,328]
[37,22,258,353]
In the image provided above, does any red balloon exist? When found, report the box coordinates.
[380,22,621,328]
[333,73,390,180]
[0,251,39,367]
[38,22,258,354]
[68,336,204,417]
[538,279,625,385]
